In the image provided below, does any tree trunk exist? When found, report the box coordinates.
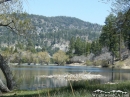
[0,79,10,92]
[0,54,15,92]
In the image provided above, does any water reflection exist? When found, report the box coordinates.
[0,65,130,90]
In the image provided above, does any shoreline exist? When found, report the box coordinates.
[9,62,130,69]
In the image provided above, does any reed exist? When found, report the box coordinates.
[69,80,76,96]
[66,76,75,97]
[2,80,130,97]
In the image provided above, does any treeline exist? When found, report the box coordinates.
[0,14,102,56]
[39,29,100,42]
[67,37,101,57]
[99,11,130,59]
[30,14,102,46]
[2,10,130,65]
[28,14,102,33]
[67,9,130,60]
[1,45,69,65]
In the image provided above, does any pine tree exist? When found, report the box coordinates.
[74,37,84,55]
[86,42,91,55]
[99,14,118,54]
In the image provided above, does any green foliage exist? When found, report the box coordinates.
[99,14,121,58]
[3,81,130,97]
[95,60,109,67]
[0,14,102,56]
[99,8,130,61]
[86,59,109,67]
[37,51,50,65]
[53,50,69,65]
[9,50,51,64]
[86,42,91,55]
[99,14,117,50]
[120,10,130,50]
[67,37,102,57]
[68,37,86,57]
[91,40,102,56]
[21,51,33,64]
[15,42,24,50]
[26,39,36,53]
[67,37,75,57]
[86,60,93,66]
[74,37,85,55]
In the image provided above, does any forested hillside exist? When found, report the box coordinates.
[0,14,102,55]
[29,15,102,40]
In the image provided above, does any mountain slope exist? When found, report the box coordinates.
[0,14,102,54]
[29,14,102,50]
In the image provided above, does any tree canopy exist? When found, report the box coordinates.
[0,0,33,35]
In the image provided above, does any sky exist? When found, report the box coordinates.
[23,0,112,25]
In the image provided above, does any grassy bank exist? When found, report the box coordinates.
[2,80,130,97]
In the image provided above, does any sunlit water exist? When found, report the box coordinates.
[0,64,130,90]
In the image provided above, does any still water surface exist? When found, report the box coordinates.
[0,65,130,90]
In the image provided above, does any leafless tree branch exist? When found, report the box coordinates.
[0,0,11,4]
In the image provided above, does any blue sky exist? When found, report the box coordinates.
[23,0,112,25]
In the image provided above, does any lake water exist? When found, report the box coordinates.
[0,65,130,90]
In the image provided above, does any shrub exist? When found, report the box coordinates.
[86,60,93,66]
[94,60,109,67]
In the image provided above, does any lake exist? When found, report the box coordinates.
[0,65,130,90]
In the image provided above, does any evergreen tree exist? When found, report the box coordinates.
[99,14,119,56]
[67,37,75,57]
[26,39,36,53]
[74,37,84,55]
[86,42,91,55]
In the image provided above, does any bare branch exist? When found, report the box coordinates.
[0,21,19,35]
[0,20,13,26]
[0,0,11,4]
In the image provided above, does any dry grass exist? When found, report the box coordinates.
[114,57,130,69]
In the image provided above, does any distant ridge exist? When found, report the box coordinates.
[0,14,102,54]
